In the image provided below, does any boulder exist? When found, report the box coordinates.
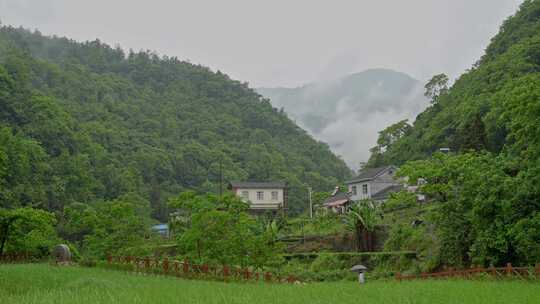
[52,244,71,264]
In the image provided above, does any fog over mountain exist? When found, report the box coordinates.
[258,69,428,169]
[0,0,521,88]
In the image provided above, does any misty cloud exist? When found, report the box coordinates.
[259,69,428,169]
[315,85,426,169]
[0,0,523,87]
[0,0,56,25]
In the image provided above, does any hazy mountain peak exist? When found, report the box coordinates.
[257,69,428,168]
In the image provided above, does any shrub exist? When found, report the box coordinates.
[0,207,59,257]
[309,253,344,272]
[80,258,97,268]
[169,192,283,269]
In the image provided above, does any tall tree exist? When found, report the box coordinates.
[424,73,449,104]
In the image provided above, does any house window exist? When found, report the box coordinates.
[257,191,264,200]
[352,186,357,195]
[362,184,368,195]
[271,191,278,201]
[241,191,249,200]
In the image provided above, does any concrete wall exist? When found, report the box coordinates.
[348,182,371,201]
[234,188,284,210]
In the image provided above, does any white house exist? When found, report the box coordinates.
[228,181,288,215]
[346,166,401,202]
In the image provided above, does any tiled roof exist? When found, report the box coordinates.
[229,181,287,189]
[371,184,403,200]
[322,192,352,207]
[322,192,350,204]
[346,166,394,184]
[324,198,350,207]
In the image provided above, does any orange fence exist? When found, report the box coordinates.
[396,263,540,281]
[0,253,32,263]
[106,255,298,284]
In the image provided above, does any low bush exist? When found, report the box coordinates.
[309,253,344,272]
[276,251,417,281]
[79,258,97,268]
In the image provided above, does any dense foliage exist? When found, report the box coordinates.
[367,0,540,165]
[367,0,540,268]
[59,195,152,259]
[168,192,283,268]
[397,153,540,267]
[0,24,351,225]
[0,208,58,256]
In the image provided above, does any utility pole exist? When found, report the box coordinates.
[308,187,313,219]
[219,157,223,198]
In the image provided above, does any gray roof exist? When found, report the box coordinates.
[322,192,351,205]
[371,184,403,200]
[346,166,394,184]
[229,181,287,189]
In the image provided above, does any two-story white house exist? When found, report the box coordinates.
[346,166,401,202]
[228,181,288,215]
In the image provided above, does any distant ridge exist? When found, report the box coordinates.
[0,25,352,216]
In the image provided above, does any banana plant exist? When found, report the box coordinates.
[344,200,380,252]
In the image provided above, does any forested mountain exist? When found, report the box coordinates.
[0,25,352,219]
[367,0,540,267]
[258,69,427,168]
[367,0,540,167]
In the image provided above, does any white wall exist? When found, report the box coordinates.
[234,188,284,210]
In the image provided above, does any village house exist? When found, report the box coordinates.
[322,187,353,214]
[228,181,288,215]
[322,166,402,213]
[346,166,402,203]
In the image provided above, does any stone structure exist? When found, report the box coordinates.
[52,244,71,264]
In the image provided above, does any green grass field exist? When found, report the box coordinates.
[1,264,539,304]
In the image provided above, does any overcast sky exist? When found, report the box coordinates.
[0,0,523,88]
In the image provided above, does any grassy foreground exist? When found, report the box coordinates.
[1,264,539,304]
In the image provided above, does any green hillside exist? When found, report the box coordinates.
[0,26,351,219]
[367,0,540,166]
[367,0,540,268]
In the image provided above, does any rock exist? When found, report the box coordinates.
[52,244,71,264]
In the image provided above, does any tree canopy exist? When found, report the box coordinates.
[0,25,351,220]
[398,153,540,266]
[168,192,282,268]
[369,0,540,268]
[366,0,540,166]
